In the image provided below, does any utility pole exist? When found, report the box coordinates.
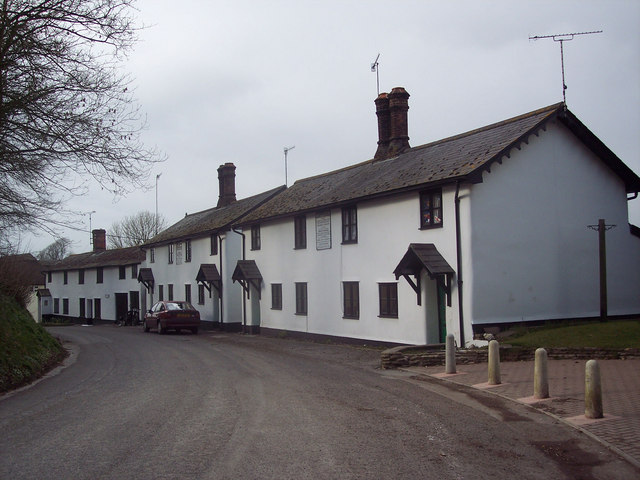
[155,173,162,235]
[588,219,616,321]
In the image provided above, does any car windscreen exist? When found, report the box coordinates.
[166,302,194,311]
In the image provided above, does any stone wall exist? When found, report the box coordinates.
[380,345,640,369]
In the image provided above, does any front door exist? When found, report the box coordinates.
[437,281,447,343]
[115,293,128,323]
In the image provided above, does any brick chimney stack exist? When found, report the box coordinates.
[93,229,106,252]
[374,92,391,160]
[217,163,237,207]
[387,87,410,158]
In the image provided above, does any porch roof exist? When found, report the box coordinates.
[393,243,454,279]
[196,264,221,283]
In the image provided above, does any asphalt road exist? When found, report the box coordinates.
[1,326,637,480]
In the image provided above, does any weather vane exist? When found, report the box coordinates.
[529,30,602,106]
[371,53,380,96]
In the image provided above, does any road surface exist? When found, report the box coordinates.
[1,326,637,479]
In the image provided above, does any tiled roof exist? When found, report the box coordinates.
[237,103,640,224]
[0,253,46,285]
[145,185,285,246]
[45,246,145,272]
[393,244,455,279]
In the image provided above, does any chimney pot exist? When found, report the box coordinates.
[92,229,106,252]
[217,163,237,207]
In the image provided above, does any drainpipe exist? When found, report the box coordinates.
[218,234,224,329]
[455,181,465,347]
[232,226,247,331]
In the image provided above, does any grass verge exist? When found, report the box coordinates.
[505,319,640,349]
[0,293,68,393]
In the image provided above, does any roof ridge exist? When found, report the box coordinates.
[409,102,564,153]
[291,103,564,185]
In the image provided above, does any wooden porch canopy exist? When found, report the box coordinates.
[393,243,454,306]
[196,264,222,296]
[137,268,154,291]
[232,260,263,299]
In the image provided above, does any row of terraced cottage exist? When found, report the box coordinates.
[41,88,640,346]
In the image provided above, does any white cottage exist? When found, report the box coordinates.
[44,230,146,323]
[139,163,284,331]
[233,88,640,346]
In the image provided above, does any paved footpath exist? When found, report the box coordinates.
[405,358,640,467]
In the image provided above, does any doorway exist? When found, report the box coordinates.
[115,293,128,323]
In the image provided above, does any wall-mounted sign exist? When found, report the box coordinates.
[315,211,331,250]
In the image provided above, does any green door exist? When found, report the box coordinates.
[437,280,447,343]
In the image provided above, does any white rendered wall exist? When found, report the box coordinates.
[246,187,462,345]
[468,121,640,325]
[142,231,245,326]
[46,265,140,321]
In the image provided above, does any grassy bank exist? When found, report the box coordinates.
[0,293,68,393]
[505,319,640,349]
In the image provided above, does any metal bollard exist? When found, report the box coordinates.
[533,348,549,399]
[445,333,456,374]
[488,340,501,385]
[585,359,603,419]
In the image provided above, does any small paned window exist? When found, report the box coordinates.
[168,243,174,264]
[185,240,192,263]
[62,298,69,315]
[96,267,103,284]
[119,266,126,279]
[295,282,307,315]
[251,225,261,251]
[379,283,398,318]
[420,189,443,229]
[63,271,68,284]
[185,284,191,303]
[343,282,359,319]
[158,285,164,301]
[198,284,205,305]
[150,247,155,263]
[294,215,307,249]
[47,272,52,283]
[271,284,282,310]
[210,234,218,255]
[168,284,174,301]
[78,269,84,285]
[341,206,358,244]
[131,264,138,279]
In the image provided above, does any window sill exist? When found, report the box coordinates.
[343,316,359,320]
[378,314,399,319]
[293,246,307,250]
[271,307,282,311]
[419,224,443,231]
[341,240,358,245]
[295,312,307,316]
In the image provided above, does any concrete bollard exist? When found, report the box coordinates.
[533,348,549,399]
[585,359,603,419]
[445,333,456,374]
[488,340,501,385]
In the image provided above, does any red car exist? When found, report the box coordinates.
[143,301,201,334]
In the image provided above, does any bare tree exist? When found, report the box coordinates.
[108,210,165,248]
[37,237,72,261]
[0,0,162,251]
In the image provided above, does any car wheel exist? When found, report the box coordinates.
[191,327,198,335]
[158,320,164,335]
[142,320,150,333]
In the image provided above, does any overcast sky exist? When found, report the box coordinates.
[24,0,640,253]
